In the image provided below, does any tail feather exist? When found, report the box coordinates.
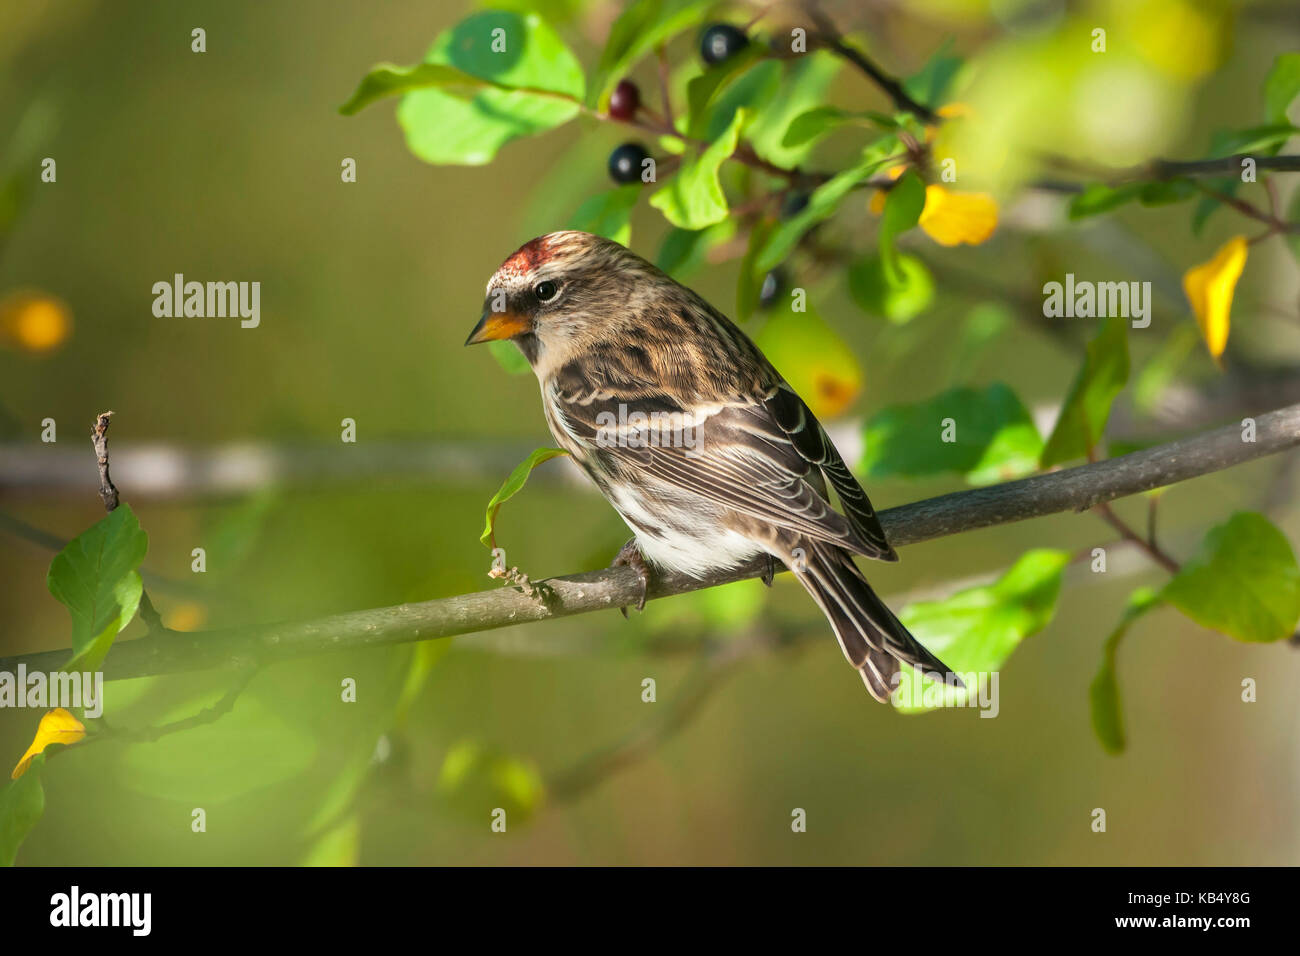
[794,541,959,703]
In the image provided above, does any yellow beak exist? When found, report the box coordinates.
[465,309,531,345]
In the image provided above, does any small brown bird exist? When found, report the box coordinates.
[466,230,956,700]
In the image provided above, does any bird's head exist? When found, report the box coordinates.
[466,230,661,375]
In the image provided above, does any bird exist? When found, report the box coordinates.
[465,230,957,701]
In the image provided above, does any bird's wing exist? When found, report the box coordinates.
[762,383,896,560]
[548,361,893,559]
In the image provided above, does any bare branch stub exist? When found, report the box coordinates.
[92,411,118,512]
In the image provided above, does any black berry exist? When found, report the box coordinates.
[759,268,786,309]
[609,80,641,120]
[700,23,748,66]
[608,142,650,184]
[780,192,811,219]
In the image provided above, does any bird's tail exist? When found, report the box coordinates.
[792,541,960,702]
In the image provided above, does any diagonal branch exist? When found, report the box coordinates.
[3,402,1298,682]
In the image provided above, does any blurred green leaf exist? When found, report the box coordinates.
[300,813,360,867]
[1090,587,1161,755]
[589,0,712,110]
[656,220,735,279]
[781,106,852,148]
[684,46,763,139]
[1138,179,1195,207]
[480,447,570,548]
[895,549,1071,713]
[878,171,926,279]
[847,252,934,324]
[903,38,962,107]
[487,340,531,375]
[393,11,584,166]
[1163,512,1300,643]
[743,53,842,168]
[47,504,148,673]
[948,302,1011,381]
[861,383,1042,485]
[0,754,45,867]
[1067,183,1144,220]
[566,185,640,245]
[437,740,545,824]
[1263,53,1300,124]
[1040,313,1129,468]
[118,693,317,803]
[756,138,899,270]
[1133,322,1198,414]
[650,107,749,229]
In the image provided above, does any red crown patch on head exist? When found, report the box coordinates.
[498,236,553,280]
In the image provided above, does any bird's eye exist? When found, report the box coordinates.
[534,280,559,302]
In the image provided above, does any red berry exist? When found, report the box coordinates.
[609,80,640,120]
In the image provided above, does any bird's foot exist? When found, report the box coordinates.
[760,553,776,588]
[612,538,651,617]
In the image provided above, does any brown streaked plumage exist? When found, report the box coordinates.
[466,230,957,701]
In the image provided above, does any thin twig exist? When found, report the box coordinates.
[91,411,118,511]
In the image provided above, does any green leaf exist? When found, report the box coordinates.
[1067,183,1144,220]
[589,0,712,110]
[847,252,934,324]
[1263,53,1300,125]
[755,138,899,271]
[487,339,531,375]
[480,447,570,548]
[649,107,749,229]
[1190,177,1236,235]
[903,38,962,108]
[393,11,584,166]
[878,171,926,279]
[684,45,764,140]
[743,53,842,168]
[1039,313,1129,468]
[339,62,503,115]
[780,106,853,148]
[566,185,640,246]
[894,550,1071,713]
[47,503,149,673]
[1089,587,1161,755]
[860,383,1042,485]
[656,220,735,279]
[1138,179,1195,207]
[1133,323,1198,414]
[1207,123,1297,158]
[1163,512,1300,643]
[0,754,45,867]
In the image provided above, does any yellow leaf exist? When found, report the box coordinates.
[12,708,85,779]
[1182,236,1247,364]
[0,291,72,354]
[918,185,998,246]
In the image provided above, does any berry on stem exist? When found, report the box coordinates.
[608,142,650,184]
[609,80,641,121]
[700,23,748,66]
[759,267,786,309]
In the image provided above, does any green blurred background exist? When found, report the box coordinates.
[1,0,1298,865]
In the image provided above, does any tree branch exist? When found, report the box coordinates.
[3,402,1297,682]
